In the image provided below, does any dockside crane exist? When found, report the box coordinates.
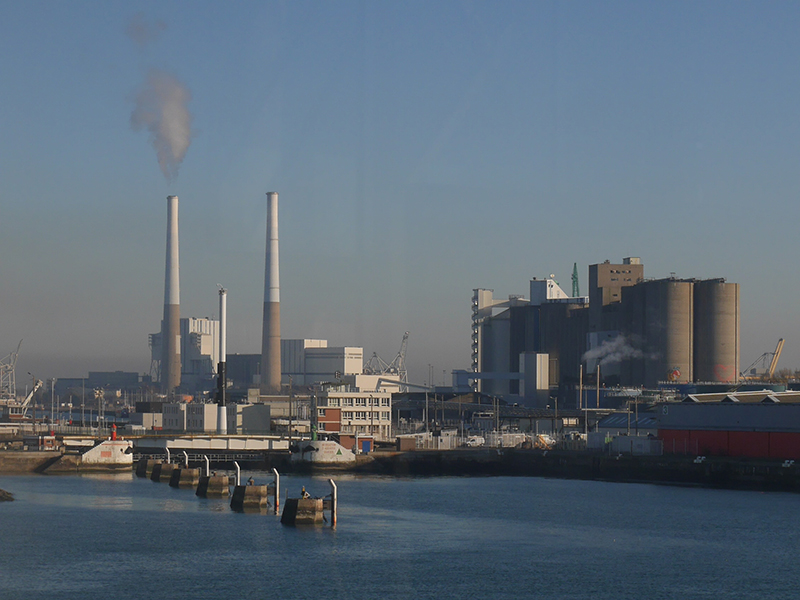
[363,332,410,391]
[19,378,44,418]
[0,340,22,401]
[572,263,580,298]
[767,338,785,379]
[740,338,785,381]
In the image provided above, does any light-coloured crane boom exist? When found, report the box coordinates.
[767,338,785,379]
[20,379,43,417]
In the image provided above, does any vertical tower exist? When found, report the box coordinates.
[693,279,739,383]
[260,191,281,394]
[217,287,228,434]
[162,195,181,394]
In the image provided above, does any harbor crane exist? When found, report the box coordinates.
[363,332,409,391]
[19,378,44,419]
[572,263,580,298]
[0,340,23,401]
[740,338,785,381]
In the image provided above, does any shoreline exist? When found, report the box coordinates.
[2,448,799,493]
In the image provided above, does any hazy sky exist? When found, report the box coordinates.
[2,1,800,385]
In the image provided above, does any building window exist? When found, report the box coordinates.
[342,398,353,407]
[381,412,390,421]
[327,398,340,407]
[342,412,353,420]
[356,411,367,420]
[381,398,390,407]
[355,398,366,406]
[318,408,326,417]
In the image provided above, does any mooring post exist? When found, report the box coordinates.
[165,447,171,464]
[234,461,241,486]
[272,467,280,515]
[204,455,210,477]
[329,479,337,529]
[182,451,189,468]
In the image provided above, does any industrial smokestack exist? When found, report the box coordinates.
[161,195,181,394]
[217,286,228,435]
[260,191,281,394]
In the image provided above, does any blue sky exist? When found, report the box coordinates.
[2,1,800,384]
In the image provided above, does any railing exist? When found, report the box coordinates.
[133,452,273,463]
[24,423,113,437]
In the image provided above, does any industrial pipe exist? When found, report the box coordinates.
[272,467,280,515]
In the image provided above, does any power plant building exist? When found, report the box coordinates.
[473,258,740,406]
[149,317,220,392]
[227,340,365,389]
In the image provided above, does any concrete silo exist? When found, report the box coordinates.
[693,279,739,383]
[645,279,694,387]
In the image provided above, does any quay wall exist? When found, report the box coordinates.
[0,451,60,473]
[355,449,800,492]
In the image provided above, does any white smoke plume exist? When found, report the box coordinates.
[130,69,194,183]
[126,13,167,48]
[582,335,646,366]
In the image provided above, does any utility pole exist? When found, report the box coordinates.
[288,375,293,446]
[51,378,56,426]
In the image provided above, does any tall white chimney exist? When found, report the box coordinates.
[217,286,227,434]
[162,195,181,394]
[260,191,281,394]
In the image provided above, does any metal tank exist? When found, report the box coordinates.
[693,279,739,383]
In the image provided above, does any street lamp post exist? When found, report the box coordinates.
[51,378,56,428]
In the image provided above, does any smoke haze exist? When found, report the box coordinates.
[126,13,166,48]
[582,335,646,366]
[130,69,194,183]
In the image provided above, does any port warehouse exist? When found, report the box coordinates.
[657,392,800,460]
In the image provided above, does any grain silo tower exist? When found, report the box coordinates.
[693,279,739,383]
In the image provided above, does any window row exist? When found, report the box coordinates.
[319,397,391,407]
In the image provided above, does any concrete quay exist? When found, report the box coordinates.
[353,449,800,492]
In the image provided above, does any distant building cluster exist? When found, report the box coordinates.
[467,257,739,407]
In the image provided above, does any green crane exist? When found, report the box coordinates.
[571,263,580,298]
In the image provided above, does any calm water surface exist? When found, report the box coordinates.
[0,472,797,599]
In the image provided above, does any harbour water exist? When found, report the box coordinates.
[0,473,797,599]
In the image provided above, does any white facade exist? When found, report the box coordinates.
[520,352,550,407]
[529,278,570,306]
[281,339,327,385]
[315,384,393,442]
[162,403,187,431]
[277,340,362,386]
[471,289,529,391]
[186,403,218,433]
[305,346,363,384]
[182,318,219,377]
[226,403,271,434]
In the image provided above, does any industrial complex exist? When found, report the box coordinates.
[2,188,800,473]
[466,258,740,406]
